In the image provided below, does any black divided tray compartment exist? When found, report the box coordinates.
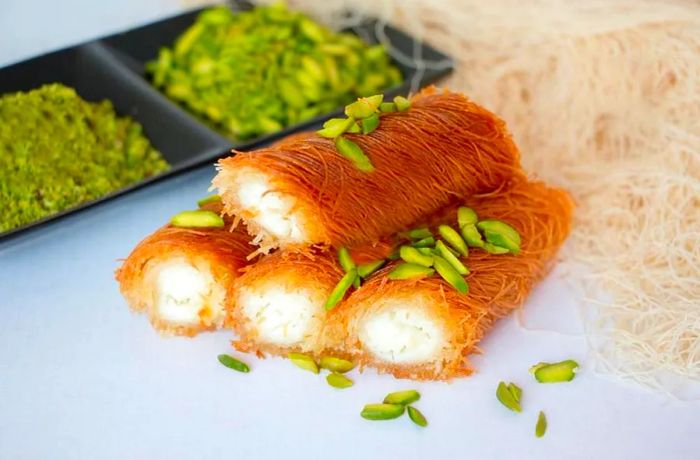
[0,5,453,241]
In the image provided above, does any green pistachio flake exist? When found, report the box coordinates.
[507,383,522,403]
[411,236,436,248]
[383,390,420,405]
[483,243,510,254]
[337,246,356,272]
[317,117,355,138]
[320,356,356,373]
[438,225,469,256]
[400,245,434,267]
[433,256,469,293]
[197,194,222,207]
[536,411,547,438]
[496,381,521,412]
[361,403,405,420]
[345,95,382,119]
[393,95,411,111]
[324,268,358,310]
[379,102,397,113]
[326,372,354,389]
[477,220,522,254]
[335,136,375,172]
[288,353,319,374]
[457,206,478,227]
[387,263,435,280]
[533,360,579,383]
[361,112,380,134]
[171,210,224,228]
[406,227,433,240]
[435,240,469,275]
[217,354,250,373]
[461,224,485,248]
[347,121,362,134]
[407,406,428,427]
[357,259,385,278]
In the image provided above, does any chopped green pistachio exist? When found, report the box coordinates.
[288,353,319,374]
[507,383,522,403]
[533,360,579,383]
[325,268,358,310]
[438,225,469,256]
[317,117,355,138]
[361,113,380,134]
[337,246,356,272]
[483,243,510,254]
[171,210,224,228]
[411,236,436,248]
[345,95,382,118]
[357,259,385,278]
[400,246,434,267]
[320,356,356,373]
[379,102,397,113]
[383,389,420,405]
[435,241,469,275]
[326,372,354,389]
[335,136,375,172]
[197,194,222,207]
[347,121,362,133]
[496,381,521,412]
[387,263,435,280]
[416,247,433,256]
[477,220,522,254]
[217,354,250,373]
[361,403,405,420]
[457,206,478,227]
[407,406,428,427]
[433,256,469,293]
[536,411,547,438]
[461,224,485,248]
[393,95,411,111]
[405,227,433,240]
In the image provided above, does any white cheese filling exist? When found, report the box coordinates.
[239,285,323,346]
[154,260,222,326]
[236,171,306,243]
[359,304,446,364]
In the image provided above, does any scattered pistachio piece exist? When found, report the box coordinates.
[435,240,469,275]
[393,95,411,111]
[325,268,358,310]
[357,259,385,278]
[345,95,383,118]
[316,117,355,138]
[433,256,469,293]
[387,263,435,280]
[171,210,224,228]
[362,113,380,134]
[320,356,356,373]
[347,121,361,134]
[387,249,401,260]
[529,362,547,374]
[507,383,522,403]
[335,136,375,172]
[457,206,478,227]
[416,247,433,256]
[287,352,319,374]
[483,242,510,254]
[536,411,547,438]
[411,236,436,248]
[533,360,579,383]
[361,403,405,420]
[379,102,397,113]
[496,381,521,412]
[337,246,355,272]
[217,354,250,373]
[384,389,420,405]
[461,224,485,248]
[477,220,521,254]
[406,227,432,240]
[407,406,428,427]
[326,372,354,389]
[438,225,469,256]
[400,245,434,267]
[197,194,221,207]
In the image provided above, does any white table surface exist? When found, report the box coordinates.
[1,2,699,459]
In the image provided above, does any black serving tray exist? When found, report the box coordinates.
[0,4,453,241]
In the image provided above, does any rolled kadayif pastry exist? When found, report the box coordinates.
[212,87,521,251]
[116,202,257,336]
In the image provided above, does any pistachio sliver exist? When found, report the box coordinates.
[287,352,319,374]
[411,236,436,248]
[320,356,356,373]
[345,95,382,119]
[171,210,224,228]
[435,240,469,275]
[400,245,434,267]
[433,255,469,293]
[347,121,361,134]
[393,95,411,111]
[335,136,374,172]
[360,403,405,420]
[379,102,396,113]
[325,268,357,310]
[317,117,354,138]
[457,206,478,227]
[536,411,547,438]
[533,360,579,383]
[197,194,221,207]
[507,382,522,403]
[326,372,354,389]
[438,225,468,256]
[383,389,420,405]
[496,381,521,412]
[387,263,435,280]
[477,220,521,254]
[416,247,433,256]
[357,259,385,278]
[337,246,356,272]
[407,406,428,427]
[361,113,380,134]
[217,354,250,373]
[405,227,432,240]
[461,224,485,248]
[483,242,510,254]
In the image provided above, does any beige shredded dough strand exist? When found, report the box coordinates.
[251,0,700,394]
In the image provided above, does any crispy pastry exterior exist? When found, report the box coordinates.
[213,86,521,250]
[115,203,256,336]
[325,175,574,380]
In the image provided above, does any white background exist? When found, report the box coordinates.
[1,2,699,459]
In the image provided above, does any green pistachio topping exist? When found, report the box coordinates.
[217,354,250,373]
[388,263,435,280]
[357,259,385,278]
[457,206,478,227]
[327,372,354,389]
[399,245,434,267]
[288,353,319,374]
[171,210,225,228]
[324,268,358,310]
[320,356,356,373]
[407,406,428,427]
[335,136,375,172]
[197,194,222,207]
[383,389,420,405]
[360,403,405,420]
[496,381,522,412]
[438,225,469,256]
[435,240,469,275]
[533,360,579,383]
[433,256,469,293]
